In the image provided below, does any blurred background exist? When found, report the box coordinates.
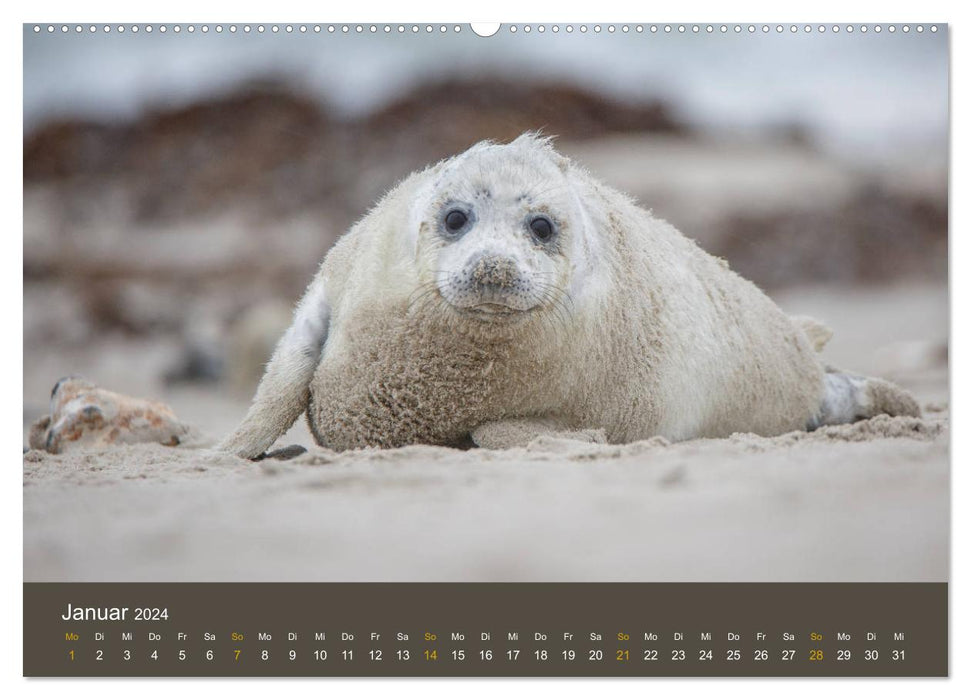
[23,25,949,440]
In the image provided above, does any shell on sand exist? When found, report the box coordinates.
[28,377,191,454]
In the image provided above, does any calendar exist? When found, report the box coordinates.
[24,583,947,676]
[23,21,950,681]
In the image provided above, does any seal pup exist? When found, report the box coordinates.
[219,134,919,458]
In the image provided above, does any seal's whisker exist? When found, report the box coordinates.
[406,283,444,314]
[535,287,571,336]
[526,183,570,201]
[406,280,440,303]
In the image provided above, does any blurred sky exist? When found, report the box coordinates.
[24,24,948,161]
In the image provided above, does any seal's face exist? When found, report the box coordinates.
[411,136,583,325]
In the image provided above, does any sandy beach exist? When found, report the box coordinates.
[23,282,949,583]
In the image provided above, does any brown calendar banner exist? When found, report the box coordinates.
[24,582,947,677]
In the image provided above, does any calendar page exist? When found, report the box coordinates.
[22,21,949,678]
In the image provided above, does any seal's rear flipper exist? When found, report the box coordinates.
[810,370,921,429]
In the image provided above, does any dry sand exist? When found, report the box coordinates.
[23,283,949,582]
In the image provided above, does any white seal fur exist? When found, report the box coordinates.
[219,134,919,458]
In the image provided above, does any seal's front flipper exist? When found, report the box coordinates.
[217,277,331,460]
[810,369,921,429]
[471,417,606,449]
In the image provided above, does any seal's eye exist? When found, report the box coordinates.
[444,209,469,234]
[529,215,555,241]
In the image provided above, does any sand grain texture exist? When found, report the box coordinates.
[23,411,948,582]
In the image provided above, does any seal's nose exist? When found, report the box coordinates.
[469,254,518,289]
